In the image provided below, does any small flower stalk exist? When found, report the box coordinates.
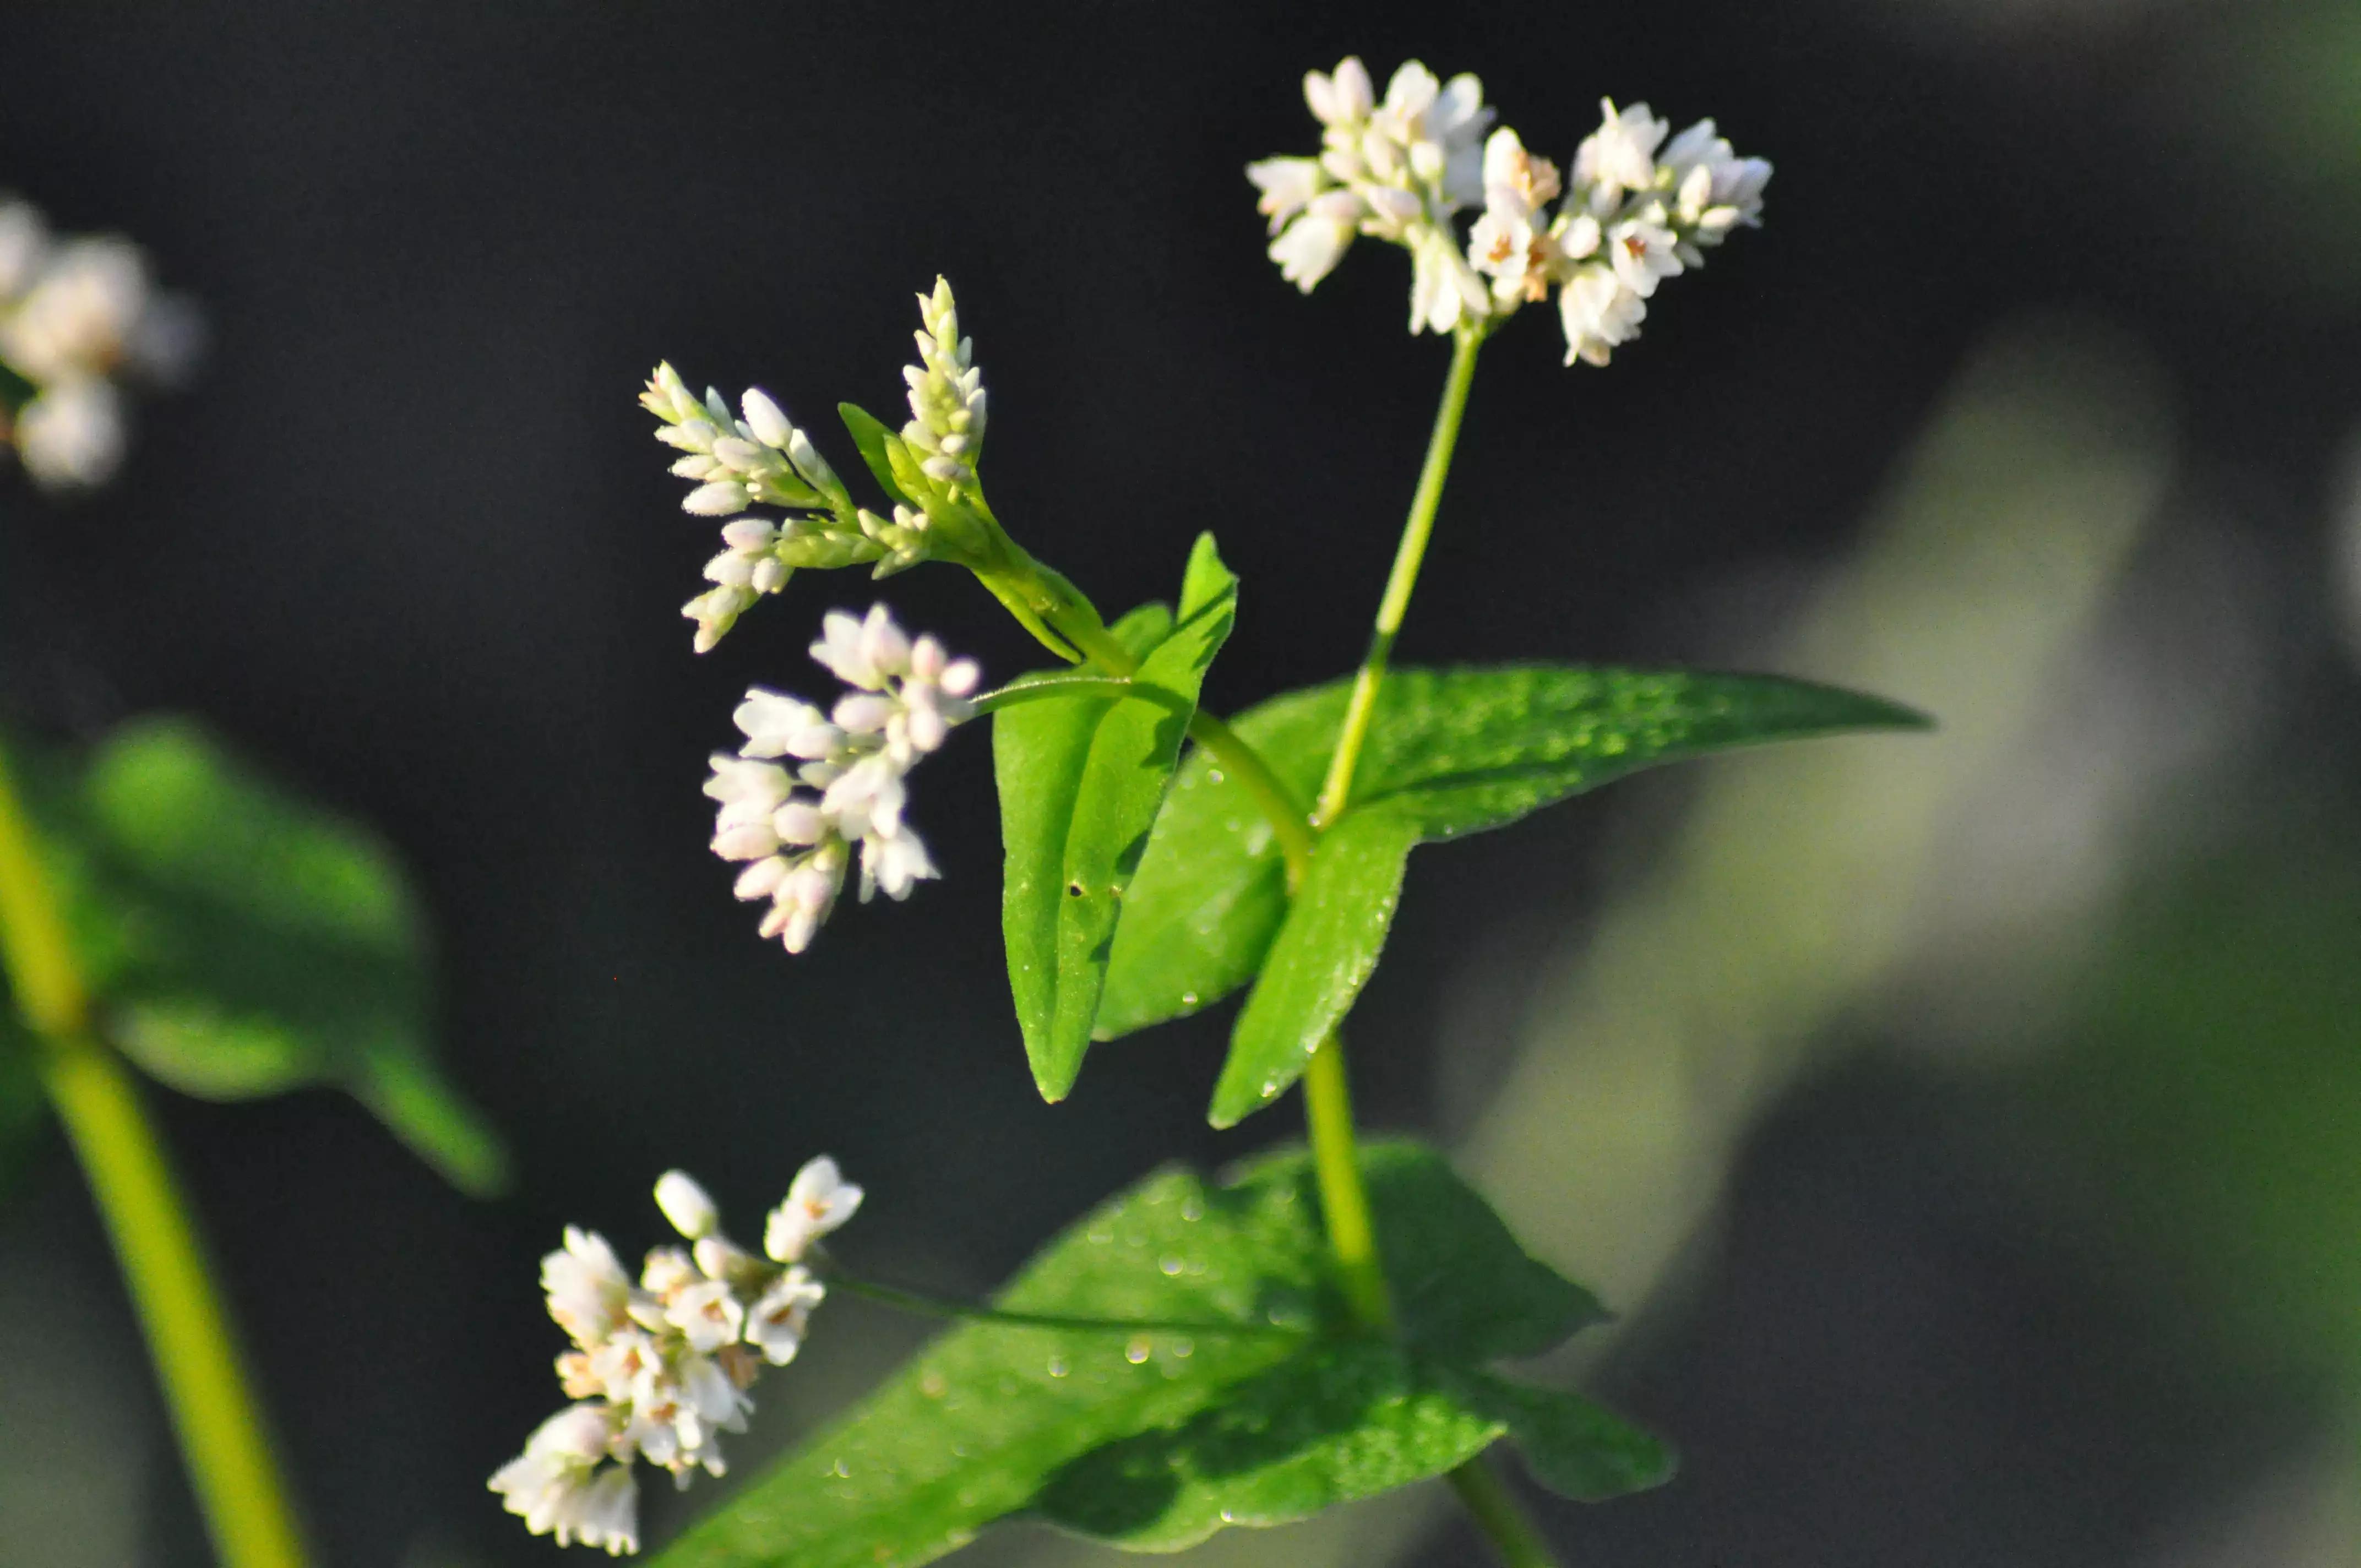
[490,1158,864,1555]
[1249,63,1770,364]
[0,193,200,489]
[705,603,978,953]
[644,278,1001,652]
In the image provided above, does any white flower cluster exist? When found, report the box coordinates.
[899,277,987,494]
[644,280,993,652]
[0,194,199,489]
[490,1158,864,1555]
[706,604,978,953]
[1248,58,1493,334]
[642,365,865,652]
[1249,63,1770,364]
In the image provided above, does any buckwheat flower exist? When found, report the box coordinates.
[1558,265,1646,367]
[744,1267,827,1364]
[1247,155,1326,233]
[764,1155,864,1265]
[13,377,125,488]
[1573,98,1670,212]
[495,1161,861,1551]
[653,1170,720,1241]
[1268,189,1367,292]
[0,198,48,300]
[900,276,987,492]
[489,1404,638,1555]
[1305,55,1376,129]
[1661,118,1772,236]
[543,1228,634,1351]
[1606,209,1684,298]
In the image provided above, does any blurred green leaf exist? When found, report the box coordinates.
[836,402,915,510]
[995,536,1238,1101]
[654,1141,1661,1568]
[8,718,507,1194]
[1210,809,1419,1128]
[1450,1373,1674,1502]
[1102,666,1929,1044]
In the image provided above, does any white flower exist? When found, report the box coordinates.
[488,1406,638,1555]
[1407,225,1489,335]
[652,1171,720,1241]
[1304,57,1375,128]
[543,1228,633,1351]
[13,378,124,489]
[1268,194,1363,292]
[1606,210,1684,298]
[732,688,841,761]
[1574,98,1669,209]
[810,602,909,690]
[0,198,49,300]
[1558,265,1646,367]
[1247,156,1326,234]
[744,1268,826,1364]
[764,1155,864,1265]
[665,1278,747,1355]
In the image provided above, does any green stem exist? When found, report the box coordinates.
[1302,1033,1391,1331]
[976,554,1315,886]
[0,747,309,1568]
[825,1270,1307,1338]
[1312,324,1485,828]
[1446,1457,1564,1568]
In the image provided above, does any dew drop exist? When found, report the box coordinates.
[1207,768,1225,783]
[1046,1355,1070,1378]
[920,1369,948,1399]
[1160,1255,1184,1276]
[1179,991,1199,1008]
[831,1457,851,1478]
[1125,1336,1152,1364]
[1179,1196,1203,1221]
[1171,1337,1194,1358]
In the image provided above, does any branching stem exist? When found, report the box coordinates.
[0,747,309,1568]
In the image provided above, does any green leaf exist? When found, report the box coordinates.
[1209,809,1419,1128]
[1451,1373,1675,1501]
[1032,1341,1499,1549]
[653,1140,1661,1568]
[14,718,508,1195]
[836,402,915,510]
[1102,665,1929,1043]
[995,537,1238,1101]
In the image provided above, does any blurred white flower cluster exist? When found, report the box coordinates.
[706,603,978,953]
[1248,62,1769,363]
[644,279,994,652]
[0,194,200,488]
[491,1158,864,1555]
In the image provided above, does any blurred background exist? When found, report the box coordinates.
[3,2,2359,1563]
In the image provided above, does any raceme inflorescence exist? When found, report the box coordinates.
[491,1160,863,1555]
[489,52,1924,1568]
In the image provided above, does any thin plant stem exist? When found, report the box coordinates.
[0,747,310,1568]
[1446,1456,1565,1568]
[1312,324,1486,828]
[1302,1033,1392,1331]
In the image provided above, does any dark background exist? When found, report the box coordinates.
[4,3,2359,1565]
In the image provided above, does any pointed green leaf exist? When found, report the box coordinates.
[836,402,915,510]
[12,718,508,1195]
[1104,665,1930,1044]
[654,1140,1658,1568]
[1209,808,1420,1127]
[995,538,1239,1101]
[1452,1373,1675,1501]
